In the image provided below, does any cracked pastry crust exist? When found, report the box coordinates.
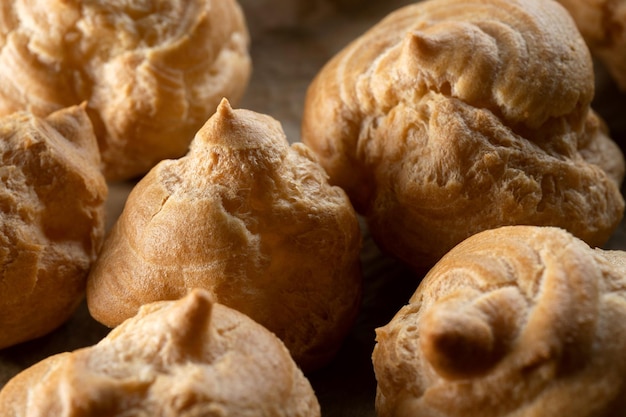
[0,0,251,180]
[86,99,362,372]
[556,0,626,90]
[0,289,321,417]
[0,104,107,349]
[372,225,626,417]
[301,0,625,271]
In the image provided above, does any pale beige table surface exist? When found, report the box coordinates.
[1,2,626,416]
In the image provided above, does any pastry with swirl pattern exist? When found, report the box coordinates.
[301,0,625,271]
[0,0,251,180]
[372,225,626,417]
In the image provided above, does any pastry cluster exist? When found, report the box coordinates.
[301,0,625,271]
[0,289,321,417]
[0,0,251,180]
[0,0,625,415]
[0,97,339,413]
[372,226,626,416]
[87,99,363,372]
[0,105,107,349]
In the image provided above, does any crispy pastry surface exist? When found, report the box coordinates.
[301,0,625,270]
[87,99,362,371]
[0,105,107,349]
[372,225,626,417]
[0,0,251,180]
[0,289,321,417]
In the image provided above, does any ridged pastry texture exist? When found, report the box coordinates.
[0,0,251,180]
[0,289,321,417]
[556,0,626,90]
[0,105,107,349]
[301,0,625,271]
[372,225,626,417]
[87,99,362,372]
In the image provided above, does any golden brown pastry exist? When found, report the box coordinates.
[0,289,321,416]
[301,0,625,271]
[87,99,362,371]
[372,225,626,417]
[0,0,251,180]
[556,0,626,90]
[0,104,107,349]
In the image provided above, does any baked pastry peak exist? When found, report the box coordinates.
[195,98,288,154]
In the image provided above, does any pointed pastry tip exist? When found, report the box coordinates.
[163,289,215,358]
[43,102,100,162]
[216,97,235,119]
[419,287,526,380]
[404,30,439,58]
[192,98,288,154]
[175,289,214,324]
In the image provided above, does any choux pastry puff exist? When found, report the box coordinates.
[0,0,251,180]
[0,289,321,417]
[0,105,107,349]
[301,0,625,271]
[87,99,362,372]
[373,226,626,417]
